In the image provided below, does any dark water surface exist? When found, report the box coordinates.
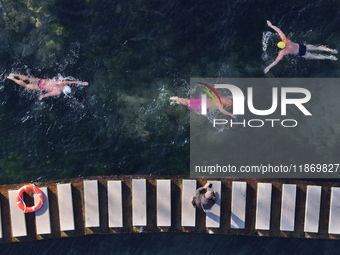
[1,0,340,254]
[1,0,340,183]
[2,233,340,255]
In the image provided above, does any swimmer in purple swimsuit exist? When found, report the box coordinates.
[169,96,236,118]
[7,73,88,100]
[264,20,338,74]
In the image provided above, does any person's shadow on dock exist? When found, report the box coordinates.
[206,192,220,224]
[231,213,244,228]
[35,191,48,216]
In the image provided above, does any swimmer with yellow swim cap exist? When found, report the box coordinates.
[277,41,286,49]
[264,20,338,74]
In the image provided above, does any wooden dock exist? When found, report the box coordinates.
[0,176,340,243]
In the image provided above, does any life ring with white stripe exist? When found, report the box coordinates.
[16,184,44,213]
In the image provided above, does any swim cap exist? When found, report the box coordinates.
[63,85,71,94]
[277,41,286,49]
[225,99,233,107]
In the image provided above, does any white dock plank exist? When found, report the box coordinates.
[84,180,100,228]
[304,185,322,233]
[57,183,75,231]
[329,187,340,234]
[108,180,123,228]
[34,187,51,235]
[280,184,297,231]
[8,190,27,237]
[255,183,272,230]
[181,180,196,227]
[132,179,147,226]
[206,181,221,228]
[231,181,247,229]
[157,180,171,227]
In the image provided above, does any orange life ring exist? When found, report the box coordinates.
[16,184,44,213]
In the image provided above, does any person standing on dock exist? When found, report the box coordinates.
[191,182,217,213]
[7,73,88,100]
[264,20,338,74]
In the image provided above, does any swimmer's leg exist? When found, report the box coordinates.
[7,75,26,86]
[7,75,37,89]
[17,75,40,84]
[11,79,35,88]
[306,44,338,54]
[8,73,39,84]
[16,74,31,80]
[303,52,337,60]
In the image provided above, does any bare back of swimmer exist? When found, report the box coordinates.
[7,73,88,100]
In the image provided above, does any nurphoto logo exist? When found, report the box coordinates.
[196,81,312,128]
[190,78,340,179]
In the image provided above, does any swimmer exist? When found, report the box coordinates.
[264,20,338,74]
[7,73,88,100]
[169,96,236,118]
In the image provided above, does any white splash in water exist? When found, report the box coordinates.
[51,73,77,84]
[262,31,273,52]
[262,31,273,61]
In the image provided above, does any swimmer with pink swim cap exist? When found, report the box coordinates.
[169,95,236,119]
[7,73,88,100]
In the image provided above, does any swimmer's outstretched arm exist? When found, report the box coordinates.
[267,20,287,41]
[61,80,89,86]
[38,91,61,100]
[169,97,190,107]
[264,51,284,74]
